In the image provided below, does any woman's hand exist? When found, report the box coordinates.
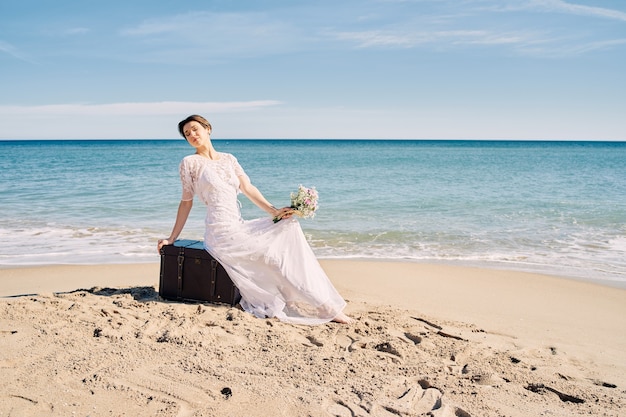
[273,207,296,223]
[157,238,171,253]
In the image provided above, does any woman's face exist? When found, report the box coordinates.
[182,121,210,147]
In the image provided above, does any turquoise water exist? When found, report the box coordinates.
[1,140,625,286]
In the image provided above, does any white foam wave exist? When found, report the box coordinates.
[1,222,625,286]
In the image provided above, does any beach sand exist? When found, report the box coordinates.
[1,260,624,416]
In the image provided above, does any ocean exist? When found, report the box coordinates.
[1,139,625,287]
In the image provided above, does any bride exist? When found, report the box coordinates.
[157,115,352,325]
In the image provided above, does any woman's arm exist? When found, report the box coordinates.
[157,199,193,252]
[238,175,293,219]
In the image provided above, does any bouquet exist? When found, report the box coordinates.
[273,185,319,223]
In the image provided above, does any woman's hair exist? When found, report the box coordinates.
[178,115,212,138]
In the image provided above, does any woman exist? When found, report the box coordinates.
[157,115,352,325]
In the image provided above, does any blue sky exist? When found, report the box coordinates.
[1,0,625,140]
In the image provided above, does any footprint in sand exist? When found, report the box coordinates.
[376,379,473,417]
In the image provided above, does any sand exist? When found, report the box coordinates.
[1,260,624,416]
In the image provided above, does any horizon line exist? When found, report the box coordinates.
[1,138,625,143]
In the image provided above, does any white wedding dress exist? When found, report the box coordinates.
[179,153,347,325]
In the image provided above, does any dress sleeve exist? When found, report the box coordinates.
[231,154,249,182]
[179,158,195,201]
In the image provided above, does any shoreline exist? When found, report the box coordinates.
[2,256,625,290]
[2,260,625,416]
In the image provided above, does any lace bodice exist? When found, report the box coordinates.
[179,153,248,224]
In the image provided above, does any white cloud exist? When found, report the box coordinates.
[119,11,300,58]
[529,0,626,22]
[112,2,625,63]
[0,40,14,56]
[0,101,284,139]
[333,30,418,48]
[551,38,626,55]
[333,28,544,49]
[485,0,626,21]
[63,27,90,35]
[0,40,36,63]
[331,0,626,56]
[0,100,282,116]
